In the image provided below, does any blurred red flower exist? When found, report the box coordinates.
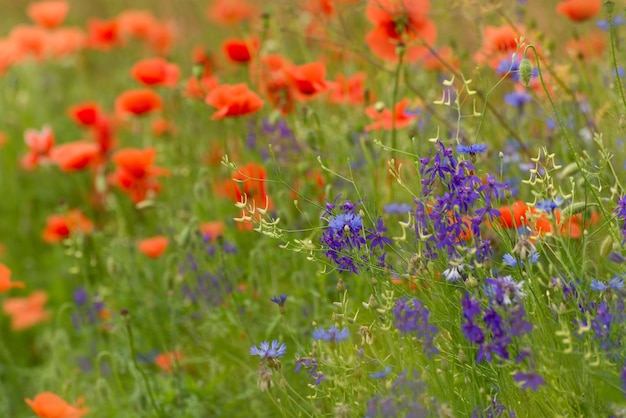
[27,1,69,29]
[115,89,162,117]
[42,209,94,243]
[130,57,180,87]
[3,291,50,331]
[137,236,169,258]
[556,0,602,22]
[205,83,263,119]
[25,392,88,418]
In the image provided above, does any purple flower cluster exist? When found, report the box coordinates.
[461,275,532,364]
[393,296,439,358]
[614,194,626,244]
[312,325,350,343]
[416,141,504,262]
[295,356,326,385]
[321,198,391,274]
[365,370,429,417]
[71,286,108,331]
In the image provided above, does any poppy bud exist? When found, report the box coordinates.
[519,58,533,87]
[604,1,615,15]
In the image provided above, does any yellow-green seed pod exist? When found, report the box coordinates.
[519,58,533,87]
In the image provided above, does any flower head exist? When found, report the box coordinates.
[250,340,287,359]
[312,325,350,343]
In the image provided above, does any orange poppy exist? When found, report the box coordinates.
[50,141,101,172]
[285,61,331,101]
[155,350,183,373]
[115,89,162,117]
[200,221,225,242]
[151,118,175,137]
[68,102,103,127]
[25,392,88,418]
[27,1,69,29]
[3,290,50,331]
[46,27,85,58]
[183,74,219,99]
[9,25,48,59]
[305,0,335,16]
[137,236,169,258]
[364,98,417,131]
[217,162,272,210]
[86,18,120,50]
[556,0,602,22]
[0,38,22,75]
[205,83,264,120]
[0,263,25,294]
[207,0,258,26]
[494,200,533,229]
[42,209,94,243]
[117,10,158,41]
[130,57,180,88]
[0,131,7,147]
[365,0,437,63]
[253,54,295,114]
[109,148,169,203]
[422,46,459,71]
[565,31,606,60]
[329,72,367,105]
[222,37,259,64]
[473,25,528,68]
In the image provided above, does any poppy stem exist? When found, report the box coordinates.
[123,313,166,417]
[390,43,405,159]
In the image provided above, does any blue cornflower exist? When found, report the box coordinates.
[312,325,350,343]
[271,294,287,306]
[271,294,287,314]
[504,90,532,107]
[591,279,608,292]
[369,366,392,379]
[597,14,625,31]
[457,143,487,155]
[250,341,287,359]
[503,253,518,267]
[513,371,545,391]
[591,276,624,292]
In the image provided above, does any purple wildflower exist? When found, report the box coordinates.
[250,340,287,359]
[393,296,439,357]
[312,325,350,343]
[513,371,545,391]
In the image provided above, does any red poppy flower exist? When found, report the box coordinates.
[0,263,25,294]
[207,0,258,26]
[205,83,264,119]
[130,57,180,87]
[46,27,85,57]
[3,291,50,331]
[25,392,88,418]
[285,61,331,101]
[117,10,158,40]
[494,200,533,229]
[50,141,101,172]
[556,0,602,22]
[253,54,295,114]
[222,37,259,63]
[86,18,120,50]
[151,118,176,137]
[155,350,183,372]
[68,102,103,127]
[115,89,162,117]
[109,148,169,203]
[364,98,417,131]
[42,209,94,243]
[20,125,55,170]
[27,1,69,29]
[365,0,437,63]
[137,236,169,258]
[329,72,367,105]
[183,74,219,99]
[9,25,48,59]
[217,162,272,210]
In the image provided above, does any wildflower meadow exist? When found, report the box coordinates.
[3,0,626,416]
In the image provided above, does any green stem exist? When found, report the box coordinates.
[606,2,626,112]
[524,45,620,242]
[390,44,405,158]
[123,314,165,417]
